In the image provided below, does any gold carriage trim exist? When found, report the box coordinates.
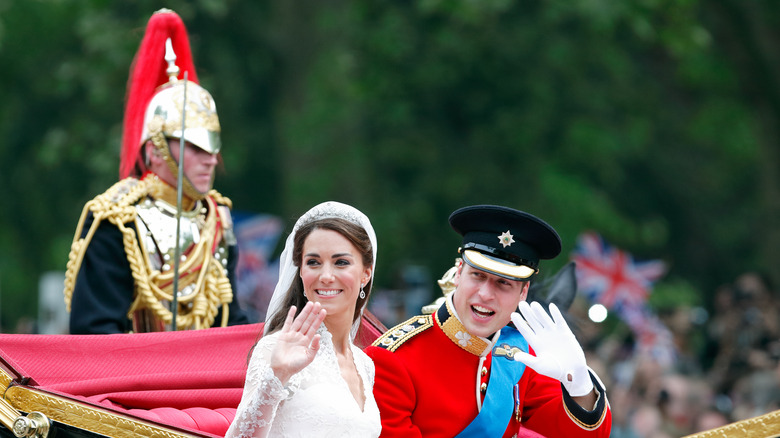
[682,409,780,438]
[4,385,199,438]
[371,315,433,352]
[0,368,20,432]
[0,399,19,434]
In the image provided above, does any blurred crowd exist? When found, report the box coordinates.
[576,271,780,437]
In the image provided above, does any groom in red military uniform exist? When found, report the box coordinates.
[366,205,611,437]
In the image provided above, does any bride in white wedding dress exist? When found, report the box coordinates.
[225,202,381,438]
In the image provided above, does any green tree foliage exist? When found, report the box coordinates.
[0,0,776,330]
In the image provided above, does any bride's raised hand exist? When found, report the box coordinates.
[269,301,327,385]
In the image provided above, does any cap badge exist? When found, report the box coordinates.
[498,230,515,248]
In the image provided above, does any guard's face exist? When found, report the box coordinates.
[300,229,371,328]
[452,263,529,338]
[168,139,218,194]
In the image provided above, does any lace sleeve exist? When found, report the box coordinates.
[225,335,289,438]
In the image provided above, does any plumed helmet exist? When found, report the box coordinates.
[119,9,221,179]
[141,77,221,156]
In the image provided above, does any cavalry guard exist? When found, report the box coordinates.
[64,9,248,333]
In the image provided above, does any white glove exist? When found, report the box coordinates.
[510,301,593,397]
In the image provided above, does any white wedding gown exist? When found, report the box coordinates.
[225,326,381,438]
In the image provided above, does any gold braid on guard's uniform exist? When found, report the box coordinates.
[63,177,234,330]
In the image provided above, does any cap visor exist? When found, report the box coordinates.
[462,250,536,280]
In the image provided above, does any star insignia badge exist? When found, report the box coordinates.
[498,230,515,248]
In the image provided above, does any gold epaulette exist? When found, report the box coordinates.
[95,177,153,210]
[63,177,152,311]
[79,178,153,229]
[371,315,433,352]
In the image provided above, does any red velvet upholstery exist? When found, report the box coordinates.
[0,323,260,436]
[0,316,387,437]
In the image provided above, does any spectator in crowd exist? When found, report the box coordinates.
[599,270,779,436]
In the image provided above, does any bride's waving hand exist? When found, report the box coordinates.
[270,302,327,385]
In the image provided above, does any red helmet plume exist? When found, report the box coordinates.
[120,9,199,179]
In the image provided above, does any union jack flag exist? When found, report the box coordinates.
[620,304,676,366]
[571,232,667,309]
[571,231,675,366]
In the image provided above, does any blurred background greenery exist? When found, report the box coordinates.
[0,0,778,331]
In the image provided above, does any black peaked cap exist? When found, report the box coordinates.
[449,205,561,279]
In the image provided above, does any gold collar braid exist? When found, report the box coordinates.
[435,294,493,356]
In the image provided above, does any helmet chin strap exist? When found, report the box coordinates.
[150,133,209,201]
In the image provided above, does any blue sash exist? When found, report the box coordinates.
[455,326,528,438]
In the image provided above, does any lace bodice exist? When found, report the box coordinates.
[225,326,381,438]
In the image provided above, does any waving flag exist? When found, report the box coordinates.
[572,232,667,309]
[571,231,675,366]
[619,303,676,366]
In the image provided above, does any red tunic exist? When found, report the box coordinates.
[365,300,611,437]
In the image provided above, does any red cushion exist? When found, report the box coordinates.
[0,323,261,437]
[129,407,236,436]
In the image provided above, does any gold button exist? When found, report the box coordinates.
[481,367,487,376]
[480,383,487,392]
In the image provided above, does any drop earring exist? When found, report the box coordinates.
[359,284,366,300]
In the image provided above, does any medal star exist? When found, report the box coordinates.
[498,230,515,248]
